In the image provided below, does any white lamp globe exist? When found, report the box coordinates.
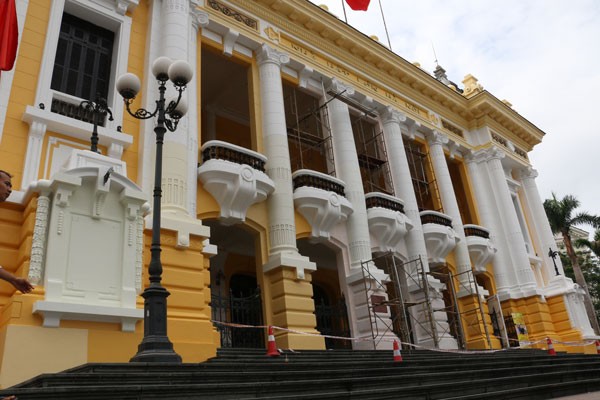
[152,56,173,80]
[116,73,141,100]
[168,95,188,119]
[168,60,193,86]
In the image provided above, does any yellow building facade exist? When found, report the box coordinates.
[0,0,596,388]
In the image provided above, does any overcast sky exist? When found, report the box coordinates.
[308,0,600,233]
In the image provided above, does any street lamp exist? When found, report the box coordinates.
[548,247,561,276]
[116,56,193,363]
[79,94,114,153]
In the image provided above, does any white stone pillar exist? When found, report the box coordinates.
[158,0,201,217]
[465,149,513,296]
[380,108,429,269]
[326,80,372,270]
[381,109,457,349]
[256,44,314,278]
[519,167,565,279]
[426,131,473,290]
[486,147,538,296]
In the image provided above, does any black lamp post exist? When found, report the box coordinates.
[79,94,114,153]
[116,56,192,363]
[548,247,561,276]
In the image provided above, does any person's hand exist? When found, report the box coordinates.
[11,277,33,294]
[2,395,17,399]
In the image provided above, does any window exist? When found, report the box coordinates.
[51,13,114,102]
[405,140,440,212]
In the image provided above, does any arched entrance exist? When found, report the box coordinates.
[206,220,265,349]
[298,240,351,349]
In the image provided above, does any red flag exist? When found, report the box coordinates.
[0,0,19,72]
[345,0,370,11]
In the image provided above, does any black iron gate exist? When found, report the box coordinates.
[314,297,352,349]
[211,287,264,349]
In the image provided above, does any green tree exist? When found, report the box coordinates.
[543,193,600,334]
[576,229,600,259]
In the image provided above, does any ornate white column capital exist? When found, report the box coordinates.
[425,130,449,146]
[327,77,355,96]
[256,44,289,68]
[484,146,505,162]
[380,106,407,125]
[519,166,539,180]
[115,0,139,15]
[191,9,209,29]
[464,148,488,165]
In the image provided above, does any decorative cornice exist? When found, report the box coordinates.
[226,0,545,148]
[208,0,258,30]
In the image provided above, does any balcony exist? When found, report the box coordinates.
[420,210,458,266]
[292,169,353,241]
[464,224,497,274]
[197,140,275,225]
[365,192,412,253]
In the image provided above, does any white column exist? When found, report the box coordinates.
[381,109,458,349]
[380,108,429,270]
[326,80,372,270]
[159,0,198,216]
[257,44,314,278]
[486,147,538,296]
[519,167,565,279]
[186,8,208,216]
[425,131,473,289]
[465,149,513,296]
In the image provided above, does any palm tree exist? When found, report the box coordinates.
[543,193,600,334]
[576,229,600,259]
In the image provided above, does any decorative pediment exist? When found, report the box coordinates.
[292,169,353,241]
[365,192,412,253]
[464,224,496,274]
[198,140,275,225]
[420,210,458,266]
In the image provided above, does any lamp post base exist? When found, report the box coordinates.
[130,336,182,363]
[130,285,182,363]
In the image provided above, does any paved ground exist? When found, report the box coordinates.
[555,393,600,399]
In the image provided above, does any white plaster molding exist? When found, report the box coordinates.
[22,105,132,151]
[365,193,413,254]
[32,164,148,331]
[222,28,240,57]
[292,170,353,241]
[420,210,459,266]
[464,224,497,274]
[198,140,275,225]
[263,251,316,281]
[33,301,142,332]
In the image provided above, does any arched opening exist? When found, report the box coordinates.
[298,239,351,349]
[206,220,264,349]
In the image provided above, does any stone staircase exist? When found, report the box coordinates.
[2,348,600,399]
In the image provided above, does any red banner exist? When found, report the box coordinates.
[0,0,19,72]
[345,0,371,11]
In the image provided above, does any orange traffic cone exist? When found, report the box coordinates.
[546,337,556,356]
[595,340,600,355]
[393,340,402,362]
[266,326,280,357]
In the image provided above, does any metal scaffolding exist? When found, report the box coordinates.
[361,254,493,350]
